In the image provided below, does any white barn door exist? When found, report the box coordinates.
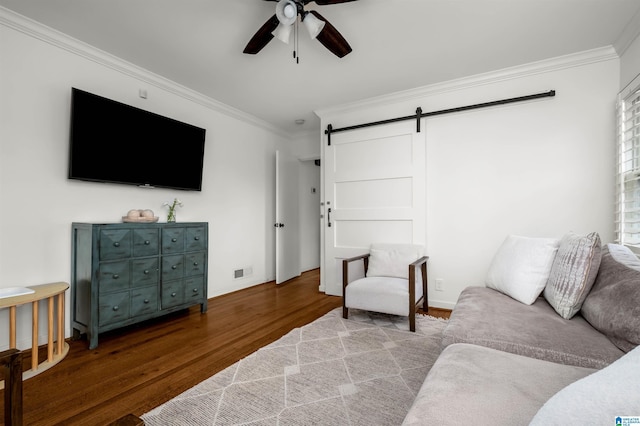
[322,120,426,296]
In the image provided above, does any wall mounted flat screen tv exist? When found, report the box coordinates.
[69,87,206,191]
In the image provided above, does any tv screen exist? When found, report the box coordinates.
[68,88,206,191]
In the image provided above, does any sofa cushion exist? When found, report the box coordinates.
[402,343,595,426]
[581,243,640,352]
[367,243,423,279]
[485,235,559,305]
[530,345,640,425]
[543,231,601,319]
[344,276,421,317]
[442,286,624,368]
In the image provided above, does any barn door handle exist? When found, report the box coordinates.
[327,208,332,227]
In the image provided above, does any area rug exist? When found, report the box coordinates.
[141,308,447,426]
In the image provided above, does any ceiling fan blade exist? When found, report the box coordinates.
[308,10,352,58]
[243,14,280,54]
[313,0,358,5]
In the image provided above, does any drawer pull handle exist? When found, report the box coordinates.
[171,292,177,297]
[145,240,150,245]
[171,238,177,242]
[194,236,200,241]
[172,265,177,270]
[114,242,120,247]
[144,299,150,304]
[113,305,119,311]
[113,274,119,279]
[193,288,198,293]
[193,262,198,266]
[144,270,150,274]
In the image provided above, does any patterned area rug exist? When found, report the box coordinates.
[141,308,447,426]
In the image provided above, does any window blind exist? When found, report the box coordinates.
[617,83,640,247]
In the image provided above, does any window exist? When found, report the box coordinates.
[617,77,640,249]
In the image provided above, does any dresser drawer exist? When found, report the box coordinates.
[185,252,206,277]
[132,257,159,287]
[161,280,185,309]
[162,254,184,281]
[100,229,131,260]
[185,226,206,252]
[99,260,130,293]
[162,228,185,253]
[133,228,159,257]
[131,286,158,317]
[99,291,130,326]
[184,276,204,303]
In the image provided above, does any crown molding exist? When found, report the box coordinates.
[0,6,291,139]
[316,46,619,119]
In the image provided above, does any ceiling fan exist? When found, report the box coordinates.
[243,0,357,58]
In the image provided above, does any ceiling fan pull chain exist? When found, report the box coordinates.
[294,19,299,64]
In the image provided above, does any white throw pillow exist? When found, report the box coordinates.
[485,235,560,305]
[366,243,424,279]
[530,345,640,425]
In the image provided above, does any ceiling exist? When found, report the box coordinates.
[2,0,640,135]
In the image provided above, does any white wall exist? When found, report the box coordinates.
[621,31,640,90]
[318,48,620,309]
[298,160,321,271]
[292,131,321,272]
[291,130,321,160]
[0,15,292,350]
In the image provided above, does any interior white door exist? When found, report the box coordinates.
[322,120,426,296]
[276,150,301,284]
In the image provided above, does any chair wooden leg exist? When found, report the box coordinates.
[343,306,348,319]
[422,261,429,312]
[2,348,23,426]
[409,302,416,332]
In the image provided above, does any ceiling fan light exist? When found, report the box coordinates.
[303,12,325,39]
[272,22,293,44]
[275,0,298,26]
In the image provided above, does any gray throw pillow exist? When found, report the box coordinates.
[581,244,640,352]
[543,232,601,319]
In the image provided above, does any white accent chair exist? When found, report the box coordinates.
[342,243,429,331]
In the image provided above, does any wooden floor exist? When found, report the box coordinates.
[1,269,450,425]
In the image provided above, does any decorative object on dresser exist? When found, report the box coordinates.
[123,209,159,223]
[163,198,183,223]
[71,222,208,349]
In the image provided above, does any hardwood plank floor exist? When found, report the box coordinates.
[1,269,450,425]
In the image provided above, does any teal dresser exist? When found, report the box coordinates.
[71,222,208,349]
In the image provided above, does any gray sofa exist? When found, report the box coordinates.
[403,241,640,425]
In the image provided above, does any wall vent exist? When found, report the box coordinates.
[234,267,253,279]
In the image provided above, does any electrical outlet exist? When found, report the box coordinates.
[435,278,444,291]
